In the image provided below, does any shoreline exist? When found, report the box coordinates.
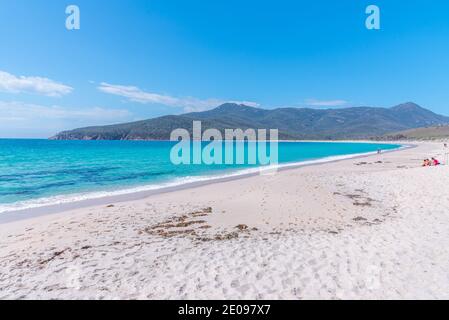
[1,140,449,299]
[0,142,410,224]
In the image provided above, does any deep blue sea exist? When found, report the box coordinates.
[0,139,400,213]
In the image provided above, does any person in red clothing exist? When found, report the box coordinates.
[431,157,441,166]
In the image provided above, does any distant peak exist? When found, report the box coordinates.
[217,102,248,108]
[391,102,424,111]
[216,102,241,108]
[215,102,258,110]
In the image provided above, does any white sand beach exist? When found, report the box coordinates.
[0,141,448,299]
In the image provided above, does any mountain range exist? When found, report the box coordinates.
[50,102,449,140]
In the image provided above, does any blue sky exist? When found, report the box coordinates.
[1,0,449,137]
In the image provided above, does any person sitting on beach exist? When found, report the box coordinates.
[432,157,441,166]
[423,159,431,167]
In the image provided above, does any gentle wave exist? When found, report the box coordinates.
[0,147,403,214]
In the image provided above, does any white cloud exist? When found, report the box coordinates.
[98,82,259,112]
[0,101,131,138]
[227,101,260,108]
[0,70,73,97]
[304,99,348,107]
[0,101,130,121]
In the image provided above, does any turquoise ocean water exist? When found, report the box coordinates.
[0,139,400,213]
